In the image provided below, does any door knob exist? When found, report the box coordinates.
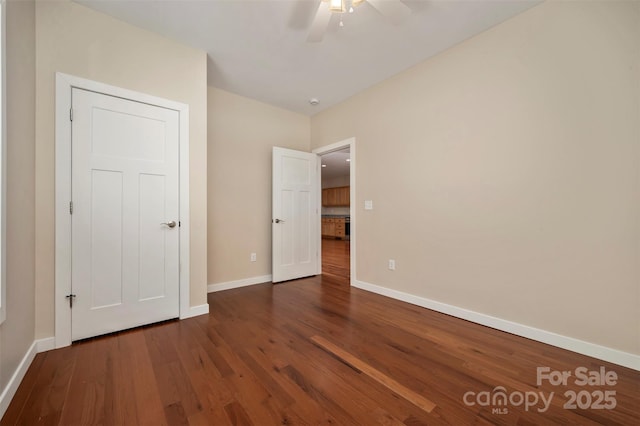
[274,218,285,224]
[161,220,177,228]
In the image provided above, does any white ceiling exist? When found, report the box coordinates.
[76,0,541,116]
[321,148,350,180]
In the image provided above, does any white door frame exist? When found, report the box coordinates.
[54,73,191,348]
[312,137,356,285]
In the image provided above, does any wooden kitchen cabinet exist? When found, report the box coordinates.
[322,186,350,207]
[322,189,334,206]
[322,218,336,237]
[322,217,346,239]
[334,219,345,238]
[335,186,349,206]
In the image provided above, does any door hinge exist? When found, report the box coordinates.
[69,201,73,214]
[70,108,73,121]
[66,294,76,308]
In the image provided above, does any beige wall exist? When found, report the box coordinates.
[34,0,208,338]
[208,87,310,285]
[0,0,36,390]
[311,1,640,354]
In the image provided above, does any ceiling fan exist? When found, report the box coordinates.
[307,0,412,42]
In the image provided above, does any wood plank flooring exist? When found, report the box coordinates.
[3,241,639,425]
[321,238,350,281]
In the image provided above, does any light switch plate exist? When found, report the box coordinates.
[364,200,373,210]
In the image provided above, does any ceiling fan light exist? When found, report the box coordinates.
[329,0,345,13]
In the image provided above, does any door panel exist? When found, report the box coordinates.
[138,173,168,301]
[90,169,124,309]
[297,190,311,263]
[272,147,319,283]
[71,88,180,341]
[91,107,166,161]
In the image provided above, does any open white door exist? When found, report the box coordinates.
[272,147,319,283]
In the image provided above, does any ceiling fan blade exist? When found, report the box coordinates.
[367,0,411,25]
[307,2,332,42]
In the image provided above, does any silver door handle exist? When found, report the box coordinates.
[274,218,285,224]
[161,220,177,228]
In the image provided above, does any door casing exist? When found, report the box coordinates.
[312,137,356,285]
[54,73,191,348]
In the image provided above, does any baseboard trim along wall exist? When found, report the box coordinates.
[353,280,640,371]
[181,303,210,319]
[208,275,272,293]
[0,337,54,419]
[36,337,56,353]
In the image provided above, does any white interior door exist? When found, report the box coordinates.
[71,88,180,341]
[272,147,319,283]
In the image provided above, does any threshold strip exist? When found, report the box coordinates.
[310,335,436,413]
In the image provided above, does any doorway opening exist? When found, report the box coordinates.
[320,148,350,281]
[313,138,355,286]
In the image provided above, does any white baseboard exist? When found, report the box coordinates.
[208,275,272,293]
[353,280,640,371]
[0,337,54,419]
[181,303,210,319]
[36,337,56,353]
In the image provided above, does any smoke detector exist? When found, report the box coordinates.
[309,98,320,106]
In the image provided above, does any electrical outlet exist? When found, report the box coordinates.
[250,253,257,262]
[388,259,396,270]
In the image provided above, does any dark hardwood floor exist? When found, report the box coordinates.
[321,238,350,281]
[3,242,639,425]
